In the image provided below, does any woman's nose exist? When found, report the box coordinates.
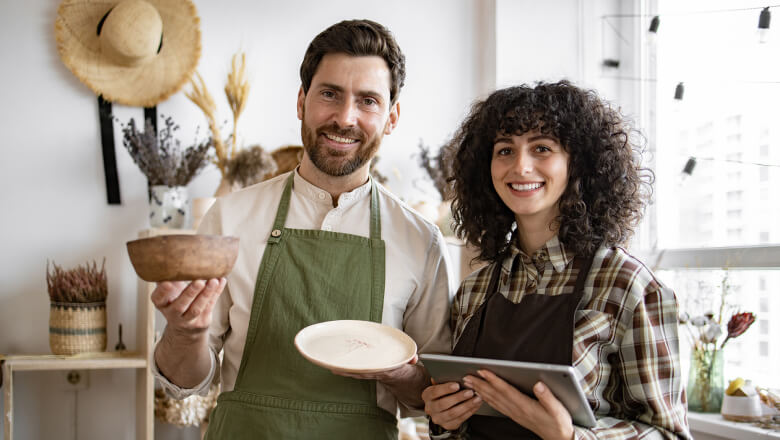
[514,151,534,174]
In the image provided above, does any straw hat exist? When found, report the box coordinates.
[55,0,201,107]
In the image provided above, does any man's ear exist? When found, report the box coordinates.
[384,101,400,135]
[296,86,305,120]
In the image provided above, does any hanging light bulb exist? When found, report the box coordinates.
[647,15,660,44]
[649,16,661,33]
[674,82,685,100]
[682,157,697,176]
[678,157,697,185]
[758,7,771,44]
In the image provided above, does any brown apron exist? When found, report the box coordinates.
[452,253,594,439]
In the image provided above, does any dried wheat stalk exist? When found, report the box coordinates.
[225,52,250,158]
[46,259,108,303]
[186,72,228,177]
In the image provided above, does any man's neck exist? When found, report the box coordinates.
[297,159,370,207]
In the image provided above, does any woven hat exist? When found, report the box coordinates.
[55,0,201,107]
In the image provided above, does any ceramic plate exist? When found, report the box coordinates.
[294,320,417,373]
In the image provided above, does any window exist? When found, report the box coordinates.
[630,0,780,389]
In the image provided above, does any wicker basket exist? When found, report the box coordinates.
[49,301,107,355]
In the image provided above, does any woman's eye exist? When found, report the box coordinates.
[535,145,552,153]
[495,147,512,156]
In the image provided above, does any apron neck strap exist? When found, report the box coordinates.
[268,173,381,243]
[369,178,381,240]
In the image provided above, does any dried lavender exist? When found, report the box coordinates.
[121,116,212,186]
[46,259,108,303]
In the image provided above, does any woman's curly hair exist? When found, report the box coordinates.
[448,80,653,263]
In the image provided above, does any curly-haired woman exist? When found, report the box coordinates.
[422,81,691,439]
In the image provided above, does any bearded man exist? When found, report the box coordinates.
[150,19,455,439]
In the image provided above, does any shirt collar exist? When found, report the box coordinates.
[292,168,372,208]
[506,234,573,273]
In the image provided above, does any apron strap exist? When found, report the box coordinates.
[369,178,381,240]
[268,173,295,243]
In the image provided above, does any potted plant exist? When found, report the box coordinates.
[46,260,108,355]
[121,115,211,229]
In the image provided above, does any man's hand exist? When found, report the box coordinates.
[151,278,226,337]
[462,370,575,440]
[151,278,226,389]
[332,355,429,408]
[422,380,482,431]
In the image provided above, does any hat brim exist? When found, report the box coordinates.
[56,0,201,107]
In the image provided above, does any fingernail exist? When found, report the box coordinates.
[464,389,473,398]
[534,381,546,394]
[473,395,482,403]
[462,378,472,387]
[477,370,487,378]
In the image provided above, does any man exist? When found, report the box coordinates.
[151,19,454,439]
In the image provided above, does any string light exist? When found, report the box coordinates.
[758,7,771,43]
[649,15,661,33]
[674,82,685,100]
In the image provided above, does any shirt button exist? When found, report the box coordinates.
[317,193,326,200]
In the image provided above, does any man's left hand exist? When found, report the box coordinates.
[331,355,428,408]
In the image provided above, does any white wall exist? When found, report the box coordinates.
[0,1,596,439]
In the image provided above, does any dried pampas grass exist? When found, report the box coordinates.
[226,144,277,189]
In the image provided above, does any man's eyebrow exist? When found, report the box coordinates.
[316,82,385,102]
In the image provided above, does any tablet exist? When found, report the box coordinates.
[420,353,597,428]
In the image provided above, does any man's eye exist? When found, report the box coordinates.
[322,90,336,99]
[362,97,377,106]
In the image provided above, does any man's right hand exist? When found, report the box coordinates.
[151,278,226,335]
[151,278,226,389]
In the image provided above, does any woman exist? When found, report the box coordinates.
[422,81,691,439]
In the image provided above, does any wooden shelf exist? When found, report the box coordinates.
[2,228,190,440]
[1,353,146,371]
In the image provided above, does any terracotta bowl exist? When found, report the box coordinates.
[127,234,239,282]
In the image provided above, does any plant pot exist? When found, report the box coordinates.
[49,301,107,355]
[150,185,191,229]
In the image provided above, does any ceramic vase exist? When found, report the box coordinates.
[150,185,190,229]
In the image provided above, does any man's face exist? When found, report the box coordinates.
[297,53,399,177]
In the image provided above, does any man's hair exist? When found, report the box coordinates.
[448,80,654,262]
[299,19,406,106]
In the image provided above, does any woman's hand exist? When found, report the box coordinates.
[463,370,574,440]
[422,381,482,431]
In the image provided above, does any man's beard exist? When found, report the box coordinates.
[300,111,383,177]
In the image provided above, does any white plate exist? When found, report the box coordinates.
[294,320,417,373]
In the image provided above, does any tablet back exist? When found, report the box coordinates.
[420,353,597,428]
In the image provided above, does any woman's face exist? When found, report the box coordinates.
[491,130,570,229]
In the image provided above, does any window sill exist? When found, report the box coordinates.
[689,412,780,439]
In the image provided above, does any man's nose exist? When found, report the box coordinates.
[334,100,358,127]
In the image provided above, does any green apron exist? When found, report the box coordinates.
[205,173,398,439]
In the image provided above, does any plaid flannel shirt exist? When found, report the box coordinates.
[443,236,691,439]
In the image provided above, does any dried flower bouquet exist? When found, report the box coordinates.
[46,259,108,303]
[121,116,211,187]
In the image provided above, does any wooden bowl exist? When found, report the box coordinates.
[127,234,239,282]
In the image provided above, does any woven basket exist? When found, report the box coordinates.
[49,301,107,355]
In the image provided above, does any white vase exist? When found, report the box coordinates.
[149,185,191,229]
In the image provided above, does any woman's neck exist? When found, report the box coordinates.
[515,216,558,255]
